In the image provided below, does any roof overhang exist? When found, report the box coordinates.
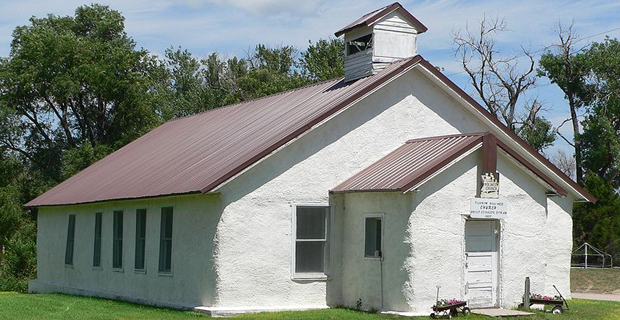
[331,132,569,196]
[334,2,428,37]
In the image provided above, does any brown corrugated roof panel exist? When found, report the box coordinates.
[332,133,485,193]
[334,2,428,37]
[26,57,422,207]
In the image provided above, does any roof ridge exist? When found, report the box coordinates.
[167,77,345,123]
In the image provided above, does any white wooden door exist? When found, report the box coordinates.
[465,220,498,308]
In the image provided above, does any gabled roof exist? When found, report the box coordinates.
[332,132,573,194]
[411,58,595,203]
[334,2,428,37]
[25,57,422,207]
[332,133,484,193]
[26,53,595,207]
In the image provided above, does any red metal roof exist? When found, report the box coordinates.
[25,52,595,206]
[26,57,422,207]
[332,133,485,193]
[334,2,428,37]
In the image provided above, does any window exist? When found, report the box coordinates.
[65,215,76,265]
[364,215,383,258]
[135,209,147,271]
[347,34,373,55]
[113,210,123,269]
[158,207,173,273]
[293,205,329,276]
[93,212,102,267]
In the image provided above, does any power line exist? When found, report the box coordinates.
[445,25,620,77]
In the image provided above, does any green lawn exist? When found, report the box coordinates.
[571,268,620,294]
[0,292,206,320]
[1,292,620,320]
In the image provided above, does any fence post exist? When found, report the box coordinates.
[585,243,588,269]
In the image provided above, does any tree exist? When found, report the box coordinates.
[453,16,555,151]
[551,149,577,180]
[0,4,164,291]
[300,38,345,81]
[0,4,162,181]
[573,173,620,261]
[579,38,620,189]
[538,23,589,185]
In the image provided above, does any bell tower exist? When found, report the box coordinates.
[335,2,427,82]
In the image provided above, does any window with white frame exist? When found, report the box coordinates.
[293,205,329,276]
[364,214,383,258]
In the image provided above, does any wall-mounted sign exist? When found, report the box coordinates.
[470,198,508,219]
[480,172,500,198]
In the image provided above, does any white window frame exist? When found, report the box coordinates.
[291,203,330,281]
[363,213,385,260]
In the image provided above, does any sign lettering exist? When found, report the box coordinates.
[470,198,508,219]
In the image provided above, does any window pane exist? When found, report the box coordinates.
[296,207,326,239]
[113,211,123,268]
[295,241,325,273]
[135,209,147,270]
[159,207,173,272]
[93,212,102,267]
[365,217,382,257]
[65,215,75,265]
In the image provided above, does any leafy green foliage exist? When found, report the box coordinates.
[579,38,620,189]
[300,38,345,81]
[573,173,620,260]
[0,3,347,292]
[517,116,556,152]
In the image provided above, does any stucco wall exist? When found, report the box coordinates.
[544,196,574,299]
[32,194,220,308]
[213,68,488,308]
[404,150,555,314]
[331,148,568,315]
[337,192,413,311]
[31,65,574,312]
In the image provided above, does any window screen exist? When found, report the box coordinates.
[93,212,102,267]
[159,207,173,273]
[65,215,76,265]
[113,210,123,268]
[364,217,382,258]
[135,209,147,270]
[295,206,328,274]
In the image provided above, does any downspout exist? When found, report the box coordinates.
[380,256,384,310]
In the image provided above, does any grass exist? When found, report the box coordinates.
[233,300,620,320]
[0,292,207,320]
[1,292,620,320]
[571,268,620,293]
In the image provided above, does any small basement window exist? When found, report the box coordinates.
[364,215,383,258]
[347,34,373,55]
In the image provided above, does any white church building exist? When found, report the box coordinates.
[27,2,594,316]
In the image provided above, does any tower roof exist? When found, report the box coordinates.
[334,2,428,37]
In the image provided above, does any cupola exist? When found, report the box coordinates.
[335,2,427,82]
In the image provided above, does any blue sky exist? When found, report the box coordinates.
[2,0,620,156]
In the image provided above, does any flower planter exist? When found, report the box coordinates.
[431,300,470,318]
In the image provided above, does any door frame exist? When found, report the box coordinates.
[464,218,501,308]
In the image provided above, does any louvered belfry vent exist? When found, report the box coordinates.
[334,2,428,82]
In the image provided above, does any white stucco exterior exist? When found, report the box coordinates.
[30,65,576,315]
[31,194,220,309]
